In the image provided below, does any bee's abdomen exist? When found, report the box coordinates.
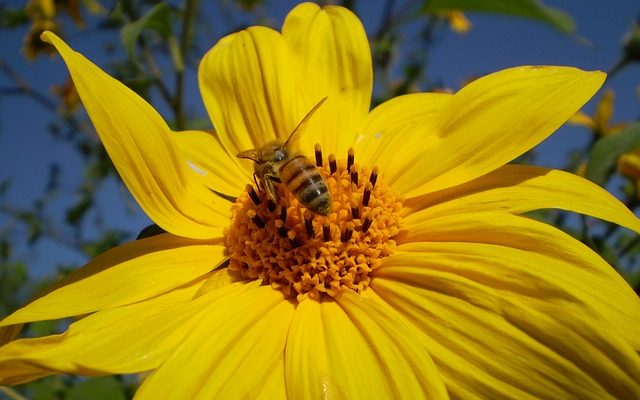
[280,155,332,215]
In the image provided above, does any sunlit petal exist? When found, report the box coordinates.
[135,286,292,399]
[0,234,224,326]
[355,93,451,175]
[285,297,447,399]
[199,26,297,165]
[283,3,372,156]
[373,269,640,399]
[174,130,249,198]
[400,211,640,349]
[0,276,220,385]
[404,164,640,234]
[42,32,228,239]
[390,66,605,196]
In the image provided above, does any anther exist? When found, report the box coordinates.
[276,220,288,238]
[304,210,314,237]
[350,170,358,186]
[247,185,261,205]
[267,199,276,212]
[362,217,372,233]
[329,154,337,174]
[347,147,355,172]
[288,230,301,249]
[252,215,266,228]
[341,225,353,242]
[280,205,287,223]
[351,200,360,219]
[322,223,331,242]
[314,143,323,167]
[369,166,378,189]
[363,182,373,207]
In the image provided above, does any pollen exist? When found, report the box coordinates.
[225,146,402,302]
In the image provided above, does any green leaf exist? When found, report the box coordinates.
[0,8,28,28]
[65,376,126,400]
[421,0,575,34]
[586,122,640,185]
[120,2,173,65]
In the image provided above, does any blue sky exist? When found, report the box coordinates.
[0,1,638,278]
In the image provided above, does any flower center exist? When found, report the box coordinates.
[225,146,402,302]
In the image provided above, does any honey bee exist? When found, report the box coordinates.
[237,97,331,216]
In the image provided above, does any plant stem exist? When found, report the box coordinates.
[174,0,198,131]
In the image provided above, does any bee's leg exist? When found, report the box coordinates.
[253,173,261,191]
[263,173,281,204]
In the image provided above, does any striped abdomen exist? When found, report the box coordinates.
[279,155,332,215]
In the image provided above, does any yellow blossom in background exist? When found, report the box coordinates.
[569,88,627,136]
[1,3,640,399]
[23,0,59,59]
[22,0,106,59]
[619,149,640,198]
[442,10,472,34]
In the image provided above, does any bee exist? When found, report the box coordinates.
[237,97,332,216]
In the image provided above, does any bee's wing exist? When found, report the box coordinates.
[237,148,260,162]
[284,96,328,147]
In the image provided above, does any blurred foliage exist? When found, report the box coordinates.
[0,0,639,397]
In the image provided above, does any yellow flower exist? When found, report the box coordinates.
[2,3,640,398]
[23,0,59,59]
[442,10,472,34]
[619,149,640,198]
[569,88,627,136]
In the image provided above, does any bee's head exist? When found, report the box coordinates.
[237,141,288,164]
[262,141,288,162]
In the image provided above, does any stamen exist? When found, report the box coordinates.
[288,230,301,248]
[369,166,378,189]
[329,154,337,174]
[362,217,372,233]
[304,210,314,237]
[227,152,402,302]
[341,223,354,242]
[314,143,323,167]
[322,223,331,241]
[363,182,372,207]
[350,170,358,186]
[247,184,261,205]
[252,214,265,228]
[347,147,354,172]
[276,220,288,238]
[351,200,360,219]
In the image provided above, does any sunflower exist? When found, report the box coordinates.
[2,2,640,399]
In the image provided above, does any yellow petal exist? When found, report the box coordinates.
[404,164,640,234]
[372,268,640,399]
[0,234,225,326]
[355,93,451,175]
[199,26,297,165]
[283,3,372,156]
[594,88,615,130]
[567,111,596,129]
[400,211,640,350]
[285,297,447,399]
[0,276,214,384]
[135,286,292,399]
[337,291,449,399]
[174,130,250,198]
[392,66,606,197]
[444,10,472,34]
[42,32,228,239]
[255,355,287,400]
